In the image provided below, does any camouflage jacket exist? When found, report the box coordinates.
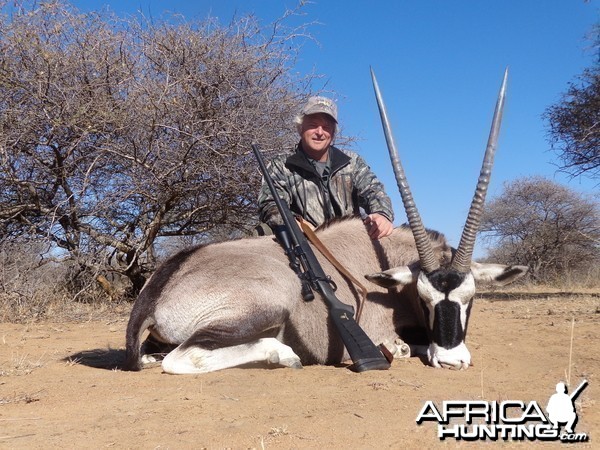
[258,144,394,228]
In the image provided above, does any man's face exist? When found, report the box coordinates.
[300,113,335,156]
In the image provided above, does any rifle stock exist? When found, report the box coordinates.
[252,144,390,372]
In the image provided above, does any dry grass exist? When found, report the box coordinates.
[477,279,600,303]
[0,352,45,377]
[0,292,132,324]
[0,244,133,324]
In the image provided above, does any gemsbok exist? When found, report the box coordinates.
[124,68,527,374]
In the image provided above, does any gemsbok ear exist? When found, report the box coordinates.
[365,266,417,288]
[470,262,528,285]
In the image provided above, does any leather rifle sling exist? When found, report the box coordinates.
[297,217,368,324]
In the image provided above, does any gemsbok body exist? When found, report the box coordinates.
[124,68,527,374]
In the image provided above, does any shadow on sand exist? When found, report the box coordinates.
[64,348,127,370]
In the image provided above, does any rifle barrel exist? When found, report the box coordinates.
[569,379,588,401]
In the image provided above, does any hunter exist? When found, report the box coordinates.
[257,96,394,240]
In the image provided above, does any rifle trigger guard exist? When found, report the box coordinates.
[315,276,337,292]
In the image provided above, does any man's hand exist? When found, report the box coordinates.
[364,213,394,239]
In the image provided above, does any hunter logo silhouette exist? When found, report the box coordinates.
[546,379,588,434]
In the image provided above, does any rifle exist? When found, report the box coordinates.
[252,144,391,372]
[569,379,588,401]
[271,224,315,302]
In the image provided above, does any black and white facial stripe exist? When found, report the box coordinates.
[417,268,475,350]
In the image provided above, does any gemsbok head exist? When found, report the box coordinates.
[366,68,527,369]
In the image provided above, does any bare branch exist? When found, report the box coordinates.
[0,0,320,297]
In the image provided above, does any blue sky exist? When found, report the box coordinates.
[70,0,598,255]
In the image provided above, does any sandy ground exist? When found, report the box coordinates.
[1,294,598,449]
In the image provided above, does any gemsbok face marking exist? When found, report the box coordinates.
[366,263,526,369]
[124,69,528,375]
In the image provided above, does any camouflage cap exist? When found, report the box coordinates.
[301,96,338,123]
